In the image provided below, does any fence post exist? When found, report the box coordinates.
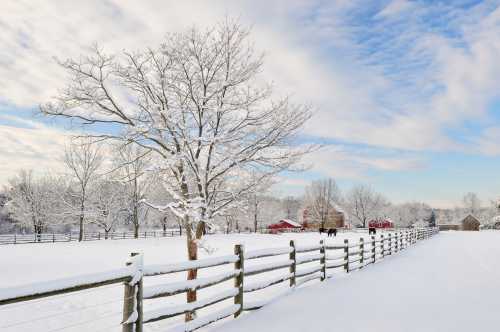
[359,238,364,269]
[320,240,326,281]
[234,244,244,318]
[381,234,385,258]
[389,233,393,255]
[122,252,143,332]
[400,232,403,250]
[371,236,376,264]
[14,233,16,244]
[344,239,349,273]
[289,240,296,287]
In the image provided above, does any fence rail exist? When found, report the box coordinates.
[0,227,439,332]
[0,229,181,245]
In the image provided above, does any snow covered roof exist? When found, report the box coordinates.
[280,219,302,227]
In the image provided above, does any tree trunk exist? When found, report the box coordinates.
[253,209,258,233]
[134,221,139,239]
[185,223,198,322]
[104,229,109,240]
[78,215,84,241]
[133,204,139,239]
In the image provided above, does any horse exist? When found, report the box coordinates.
[327,228,337,237]
[369,227,377,235]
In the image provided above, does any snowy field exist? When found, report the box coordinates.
[215,231,500,332]
[0,231,378,332]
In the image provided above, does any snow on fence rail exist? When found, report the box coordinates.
[0,229,181,245]
[0,227,439,332]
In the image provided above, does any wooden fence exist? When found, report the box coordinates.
[0,227,439,332]
[0,229,181,245]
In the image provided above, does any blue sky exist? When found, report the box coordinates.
[1,0,500,208]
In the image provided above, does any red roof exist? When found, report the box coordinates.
[268,219,302,229]
[369,219,394,228]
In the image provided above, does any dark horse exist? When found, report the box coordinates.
[319,228,337,237]
[369,227,377,235]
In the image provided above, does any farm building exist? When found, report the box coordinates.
[267,219,302,232]
[300,205,346,229]
[461,215,480,231]
[438,214,481,231]
[369,218,394,229]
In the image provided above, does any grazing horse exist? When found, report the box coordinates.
[369,227,377,235]
[327,228,337,237]
[319,227,326,234]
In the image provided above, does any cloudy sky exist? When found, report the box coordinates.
[1,0,500,208]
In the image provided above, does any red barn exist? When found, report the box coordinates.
[267,219,302,233]
[369,218,394,229]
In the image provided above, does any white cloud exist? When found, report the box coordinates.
[301,145,425,180]
[2,0,500,196]
[0,118,69,184]
[376,0,416,18]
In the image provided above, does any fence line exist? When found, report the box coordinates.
[0,229,181,245]
[0,227,439,332]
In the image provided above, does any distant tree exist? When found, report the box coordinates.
[463,192,481,215]
[345,185,387,228]
[64,138,104,241]
[88,180,127,238]
[426,210,437,227]
[282,196,302,221]
[112,144,153,238]
[5,170,54,239]
[304,179,342,228]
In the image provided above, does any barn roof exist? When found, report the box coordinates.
[461,214,480,224]
[280,219,302,227]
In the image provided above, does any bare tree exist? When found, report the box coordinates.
[64,138,104,241]
[113,144,153,238]
[304,179,342,228]
[345,185,387,228]
[5,170,55,239]
[41,20,311,318]
[282,196,302,221]
[463,192,481,215]
[88,180,127,238]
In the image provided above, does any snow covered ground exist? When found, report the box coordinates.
[0,231,376,332]
[215,231,500,332]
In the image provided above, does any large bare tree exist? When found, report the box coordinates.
[41,20,311,318]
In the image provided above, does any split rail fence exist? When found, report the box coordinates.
[0,229,181,245]
[0,227,439,332]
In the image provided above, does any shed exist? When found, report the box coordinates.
[461,215,480,231]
